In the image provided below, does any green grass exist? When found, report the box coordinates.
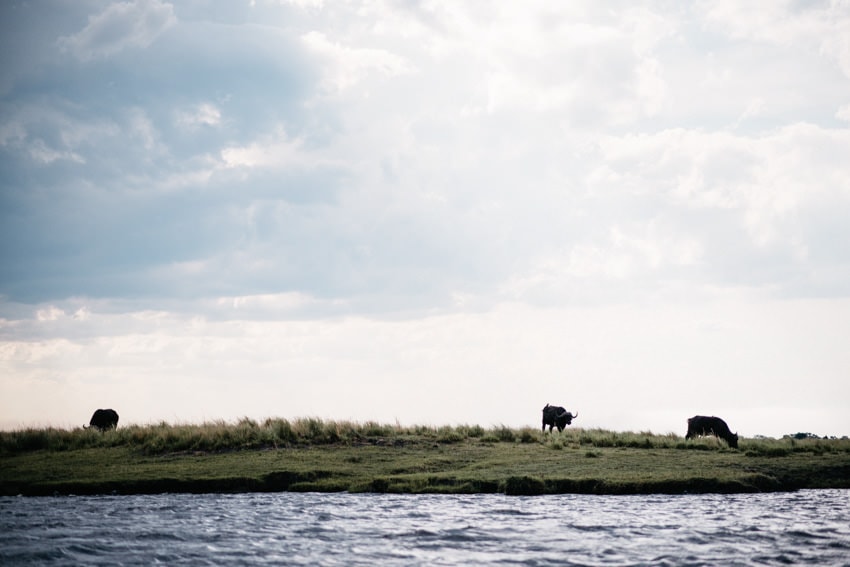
[2,420,849,496]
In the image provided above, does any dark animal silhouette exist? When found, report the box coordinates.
[685,415,738,448]
[86,409,119,431]
[542,404,578,432]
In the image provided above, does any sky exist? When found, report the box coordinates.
[2,1,850,438]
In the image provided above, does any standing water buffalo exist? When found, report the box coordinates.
[86,409,119,432]
[542,404,578,432]
[685,415,738,448]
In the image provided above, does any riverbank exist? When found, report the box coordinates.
[2,421,848,496]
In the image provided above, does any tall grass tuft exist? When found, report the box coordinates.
[493,425,516,443]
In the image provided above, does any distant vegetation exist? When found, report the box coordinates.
[786,432,842,440]
[2,418,848,457]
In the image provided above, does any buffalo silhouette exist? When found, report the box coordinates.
[542,404,578,432]
[86,408,119,432]
[686,415,738,448]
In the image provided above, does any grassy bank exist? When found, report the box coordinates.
[2,419,849,496]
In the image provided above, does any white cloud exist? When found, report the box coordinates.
[0,103,123,165]
[273,0,324,9]
[214,292,330,317]
[36,306,65,322]
[699,0,850,78]
[127,107,161,152]
[699,1,809,41]
[177,103,222,129]
[58,0,177,61]
[593,123,850,248]
[27,138,85,164]
[220,127,310,169]
[820,22,850,78]
[301,30,414,94]
[499,220,705,305]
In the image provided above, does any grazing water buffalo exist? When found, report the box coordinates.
[86,409,119,432]
[686,415,738,448]
[542,404,578,432]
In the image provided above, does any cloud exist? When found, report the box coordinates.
[176,103,222,129]
[220,127,313,169]
[3,1,850,435]
[301,30,414,94]
[0,101,121,166]
[276,0,325,9]
[699,0,850,79]
[58,0,177,61]
[4,1,850,312]
[594,123,850,243]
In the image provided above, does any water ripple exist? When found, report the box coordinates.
[1,490,849,566]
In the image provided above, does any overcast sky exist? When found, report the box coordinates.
[2,1,849,438]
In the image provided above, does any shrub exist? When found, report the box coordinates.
[466,425,485,438]
[518,428,537,443]
[493,426,516,443]
[436,429,464,444]
[265,418,296,444]
[362,421,394,437]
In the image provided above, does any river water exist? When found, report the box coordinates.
[2,490,849,566]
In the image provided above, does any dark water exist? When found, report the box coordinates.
[2,490,849,566]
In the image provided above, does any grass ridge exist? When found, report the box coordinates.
[2,419,848,456]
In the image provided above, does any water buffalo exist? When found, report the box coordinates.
[86,409,119,432]
[685,415,738,448]
[542,404,578,432]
